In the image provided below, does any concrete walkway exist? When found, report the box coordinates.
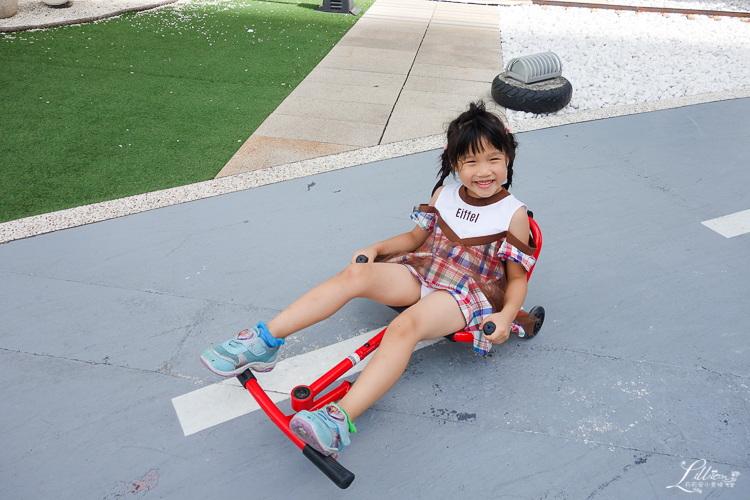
[217,0,507,177]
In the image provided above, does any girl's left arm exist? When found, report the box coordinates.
[481,207,530,344]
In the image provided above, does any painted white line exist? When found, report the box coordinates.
[702,209,750,238]
[172,327,442,436]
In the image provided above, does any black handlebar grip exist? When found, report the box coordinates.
[303,445,355,489]
[483,322,496,336]
[356,255,368,263]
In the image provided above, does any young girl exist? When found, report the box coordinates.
[201,101,538,458]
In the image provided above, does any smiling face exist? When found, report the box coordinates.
[455,138,509,199]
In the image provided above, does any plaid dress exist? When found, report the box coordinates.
[384,187,537,354]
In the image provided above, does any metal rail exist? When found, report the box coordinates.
[530,0,750,18]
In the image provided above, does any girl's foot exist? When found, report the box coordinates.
[290,403,356,458]
[200,322,283,376]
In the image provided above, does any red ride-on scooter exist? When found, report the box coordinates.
[237,213,545,489]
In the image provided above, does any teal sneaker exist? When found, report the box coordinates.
[289,403,356,458]
[200,322,283,377]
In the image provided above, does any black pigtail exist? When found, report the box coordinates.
[432,150,452,196]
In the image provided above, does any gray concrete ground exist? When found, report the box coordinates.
[1,98,748,499]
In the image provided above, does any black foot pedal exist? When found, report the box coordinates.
[302,445,355,489]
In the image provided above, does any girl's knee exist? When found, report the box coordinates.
[384,313,424,343]
[336,262,373,294]
[339,262,368,282]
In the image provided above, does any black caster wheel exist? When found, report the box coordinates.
[527,306,545,338]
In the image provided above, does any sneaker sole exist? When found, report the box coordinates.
[199,355,276,377]
[289,417,338,458]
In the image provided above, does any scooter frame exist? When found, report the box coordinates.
[236,215,543,489]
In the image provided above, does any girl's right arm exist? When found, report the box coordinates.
[351,225,430,264]
[351,187,443,264]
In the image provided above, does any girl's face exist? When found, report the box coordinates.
[455,139,508,199]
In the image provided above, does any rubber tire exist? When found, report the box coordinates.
[491,74,573,114]
[527,306,545,338]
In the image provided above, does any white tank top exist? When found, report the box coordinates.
[434,183,525,240]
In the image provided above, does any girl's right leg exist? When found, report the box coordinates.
[267,262,422,339]
[200,263,422,377]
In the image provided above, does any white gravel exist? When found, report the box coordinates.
[0,0,177,31]
[448,0,749,12]
[498,3,750,124]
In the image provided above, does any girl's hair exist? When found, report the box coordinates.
[433,100,518,196]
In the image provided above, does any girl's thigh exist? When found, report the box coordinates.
[357,263,422,308]
[396,290,467,342]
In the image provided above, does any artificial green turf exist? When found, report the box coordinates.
[0,0,373,223]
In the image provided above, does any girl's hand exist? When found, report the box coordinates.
[480,313,512,345]
[351,247,377,264]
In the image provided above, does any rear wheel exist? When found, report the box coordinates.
[527,305,546,338]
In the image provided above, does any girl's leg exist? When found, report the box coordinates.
[201,263,422,377]
[267,263,422,339]
[336,290,466,420]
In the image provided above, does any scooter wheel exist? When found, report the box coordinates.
[527,306,545,338]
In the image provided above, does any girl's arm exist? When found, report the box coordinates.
[350,225,430,264]
[350,187,443,264]
[481,206,530,344]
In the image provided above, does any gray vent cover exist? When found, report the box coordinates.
[504,52,563,84]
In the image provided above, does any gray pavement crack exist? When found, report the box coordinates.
[585,452,653,499]
[369,407,746,469]
[5,271,746,382]
[524,344,750,380]
[0,347,210,383]
[7,268,744,382]
[161,302,212,376]
[2,269,246,307]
